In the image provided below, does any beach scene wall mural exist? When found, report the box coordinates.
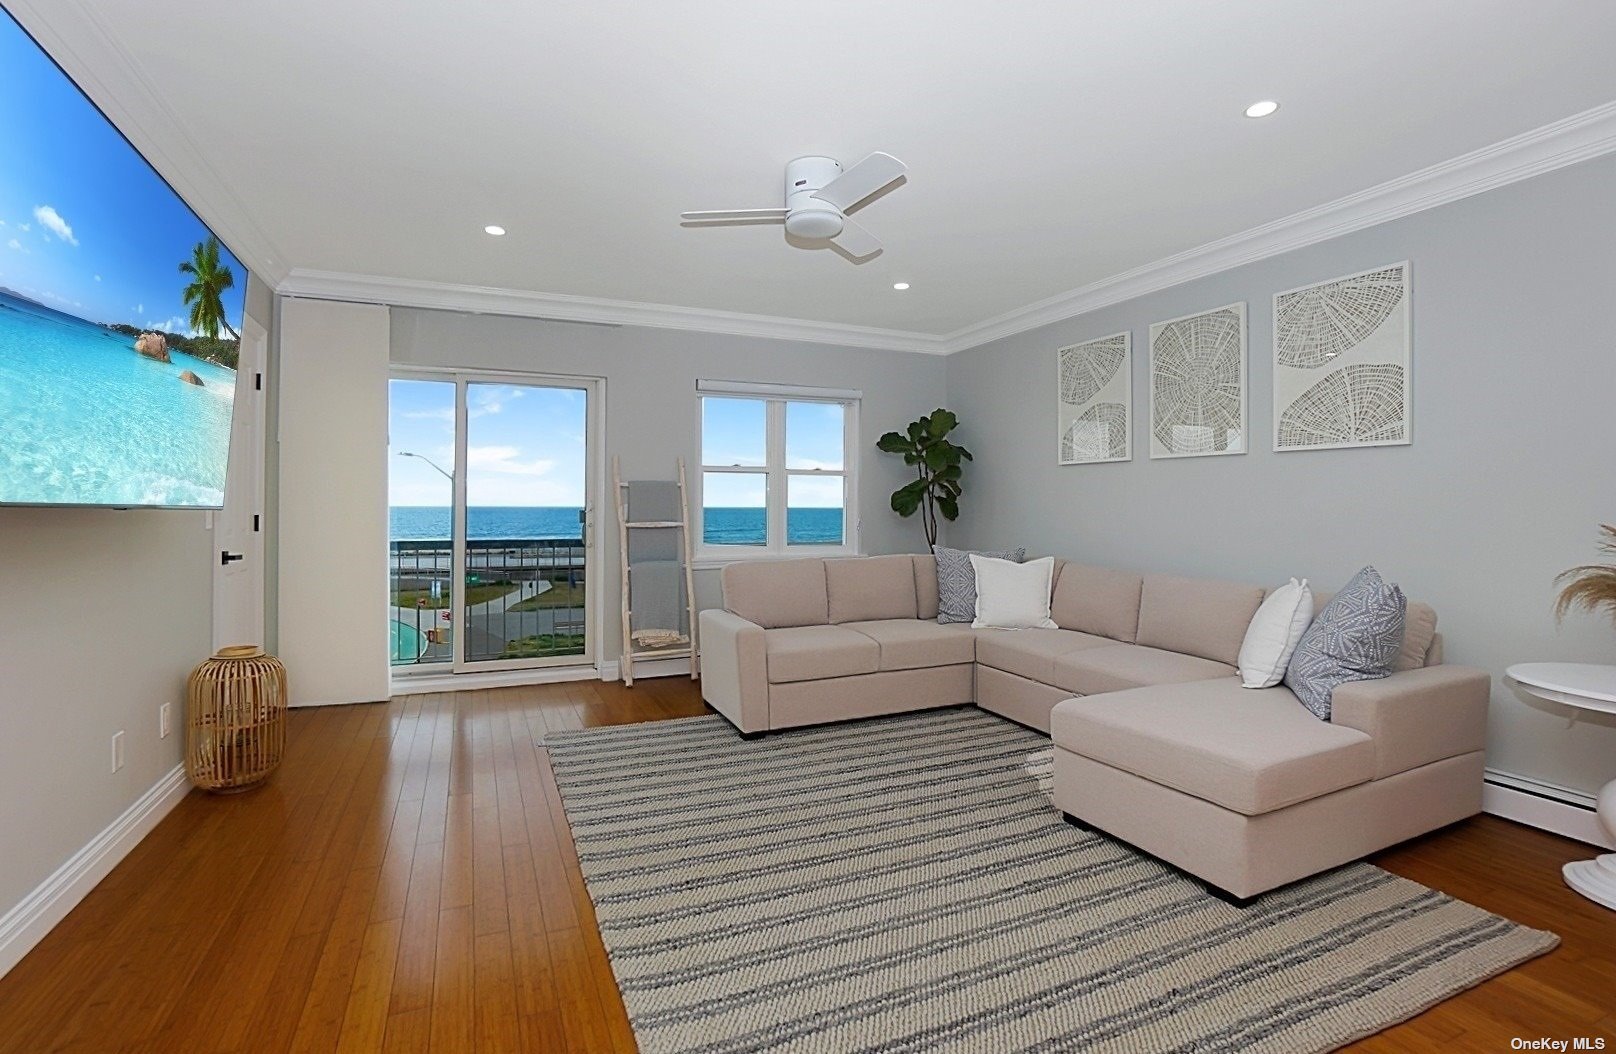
[0,9,246,508]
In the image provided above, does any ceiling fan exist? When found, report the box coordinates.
[680,152,907,260]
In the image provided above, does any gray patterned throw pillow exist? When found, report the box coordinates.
[1284,566,1407,720]
[934,545,1026,624]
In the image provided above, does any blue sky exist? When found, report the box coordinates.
[389,387,845,509]
[0,11,246,332]
[702,398,844,509]
[389,380,589,507]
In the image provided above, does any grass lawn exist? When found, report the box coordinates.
[501,633,586,659]
[509,581,587,611]
[393,582,520,609]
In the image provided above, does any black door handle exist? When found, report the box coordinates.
[220,551,245,565]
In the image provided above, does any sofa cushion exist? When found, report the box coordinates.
[914,554,940,620]
[844,619,977,671]
[1050,563,1144,642]
[764,625,880,683]
[825,555,919,624]
[1135,574,1265,665]
[723,559,828,629]
[1315,589,1437,672]
[1051,643,1235,696]
[934,545,1025,624]
[1050,678,1376,815]
[974,628,1113,684]
[970,555,1058,629]
[1285,566,1406,720]
[1396,601,1437,672]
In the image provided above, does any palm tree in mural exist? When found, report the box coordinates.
[178,235,238,340]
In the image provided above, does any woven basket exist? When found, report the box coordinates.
[185,645,288,792]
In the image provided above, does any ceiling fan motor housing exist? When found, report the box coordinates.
[783,155,845,239]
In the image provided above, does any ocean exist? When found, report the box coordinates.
[0,288,236,506]
[390,505,845,546]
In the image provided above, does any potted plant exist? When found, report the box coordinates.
[1556,525,1616,623]
[877,408,972,549]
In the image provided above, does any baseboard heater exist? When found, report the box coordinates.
[1482,768,1612,850]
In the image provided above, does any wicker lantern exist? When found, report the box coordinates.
[185,645,288,792]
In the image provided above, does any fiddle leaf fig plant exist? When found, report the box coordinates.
[877,408,972,549]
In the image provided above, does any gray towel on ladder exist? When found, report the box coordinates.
[629,559,686,639]
[624,479,687,641]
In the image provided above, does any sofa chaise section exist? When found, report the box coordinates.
[1051,667,1489,900]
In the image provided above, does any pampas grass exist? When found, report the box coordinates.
[1555,525,1616,625]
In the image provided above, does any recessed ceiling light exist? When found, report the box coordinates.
[1244,100,1280,119]
[892,282,910,290]
[484,224,506,236]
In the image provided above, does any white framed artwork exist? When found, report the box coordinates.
[1148,302,1247,459]
[1273,261,1411,452]
[1057,331,1131,464]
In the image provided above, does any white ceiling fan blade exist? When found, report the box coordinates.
[812,152,906,211]
[680,208,788,222]
[830,217,882,259]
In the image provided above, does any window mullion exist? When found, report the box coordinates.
[767,399,787,552]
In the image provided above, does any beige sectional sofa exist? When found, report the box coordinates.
[698,552,1490,902]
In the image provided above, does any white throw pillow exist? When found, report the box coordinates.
[970,555,1058,630]
[1238,577,1314,688]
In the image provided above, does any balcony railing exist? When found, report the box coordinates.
[389,537,587,666]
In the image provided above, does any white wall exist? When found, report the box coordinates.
[0,507,208,919]
[944,152,1616,798]
[276,298,391,706]
[388,308,951,660]
[0,275,276,973]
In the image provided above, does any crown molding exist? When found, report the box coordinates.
[280,99,1616,358]
[3,0,293,288]
[937,99,1616,353]
[277,269,952,354]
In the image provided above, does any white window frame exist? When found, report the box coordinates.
[695,380,861,565]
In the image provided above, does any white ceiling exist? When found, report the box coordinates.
[15,0,1616,340]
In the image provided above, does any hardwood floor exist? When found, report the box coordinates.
[0,678,1611,1053]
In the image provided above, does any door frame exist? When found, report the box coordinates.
[388,366,606,678]
[211,313,269,651]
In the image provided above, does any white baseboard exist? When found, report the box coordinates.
[1483,768,1614,850]
[0,763,191,980]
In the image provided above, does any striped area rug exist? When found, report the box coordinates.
[544,706,1556,1054]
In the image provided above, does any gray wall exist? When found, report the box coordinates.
[0,275,275,929]
[945,152,1616,797]
[390,310,949,657]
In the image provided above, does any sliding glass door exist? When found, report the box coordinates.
[388,371,599,675]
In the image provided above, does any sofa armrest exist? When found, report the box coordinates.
[1329,665,1489,778]
[698,609,769,734]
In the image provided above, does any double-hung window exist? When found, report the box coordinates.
[697,380,859,560]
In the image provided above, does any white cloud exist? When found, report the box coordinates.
[32,206,76,245]
[17,223,29,232]
[134,303,144,314]
[94,274,101,282]
[145,315,195,336]
[468,386,523,418]
[5,238,24,253]
[402,406,456,423]
[465,445,555,477]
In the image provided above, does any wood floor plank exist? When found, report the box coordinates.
[0,677,1612,1054]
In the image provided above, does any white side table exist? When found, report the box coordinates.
[1506,662,1616,910]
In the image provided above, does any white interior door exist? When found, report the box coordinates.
[212,315,267,651]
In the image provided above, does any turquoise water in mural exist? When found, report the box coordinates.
[0,289,236,506]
